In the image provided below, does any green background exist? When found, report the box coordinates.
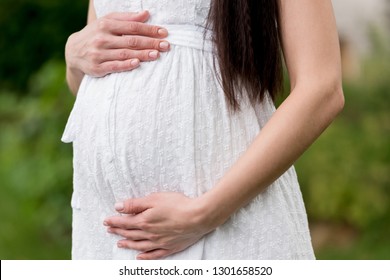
[0,0,389,259]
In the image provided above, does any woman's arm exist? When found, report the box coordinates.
[197,0,345,228]
[104,0,344,259]
[65,0,170,94]
[65,0,98,93]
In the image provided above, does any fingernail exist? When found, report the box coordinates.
[107,228,113,233]
[117,242,124,248]
[103,220,108,226]
[130,59,139,66]
[149,51,159,59]
[158,28,168,36]
[159,41,170,50]
[115,202,124,211]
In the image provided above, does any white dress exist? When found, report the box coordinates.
[62,0,315,260]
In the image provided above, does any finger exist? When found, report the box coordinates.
[105,10,150,23]
[97,49,160,63]
[92,59,140,77]
[115,197,152,214]
[104,214,143,230]
[118,239,159,253]
[107,20,168,38]
[106,36,170,52]
[137,249,171,260]
[107,227,152,241]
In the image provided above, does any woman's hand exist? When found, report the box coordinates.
[65,10,170,93]
[103,192,218,260]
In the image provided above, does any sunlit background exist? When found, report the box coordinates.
[0,0,389,259]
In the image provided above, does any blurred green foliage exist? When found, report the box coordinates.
[0,0,389,260]
[0,0,86,257]
[0,0,87,92]
[0,60,74,259]
[296,31,390,259]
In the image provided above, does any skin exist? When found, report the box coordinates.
[65,0,171,94]
[68,0,345,259]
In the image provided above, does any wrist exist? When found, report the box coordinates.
[192,190,232,233]
[66,66,84,95]
[66,64,84,80]
[65,32,84,75]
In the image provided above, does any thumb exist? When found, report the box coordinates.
[115,197,151,214]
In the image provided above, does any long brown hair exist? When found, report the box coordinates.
[206,0,283,111]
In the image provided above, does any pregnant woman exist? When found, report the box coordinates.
[63,0,344,259]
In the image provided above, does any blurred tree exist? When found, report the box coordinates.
[0,0,88,93]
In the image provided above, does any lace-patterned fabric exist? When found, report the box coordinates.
[62,0,315,259]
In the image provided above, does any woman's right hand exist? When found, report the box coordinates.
[65,10,170,93]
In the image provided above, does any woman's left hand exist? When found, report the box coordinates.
[103,192,215,260]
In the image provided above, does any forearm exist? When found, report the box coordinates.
[196,0,344,231]
[198,84,344,229]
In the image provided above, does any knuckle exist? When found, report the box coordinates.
[109,62,120,72]
[149,234,159,242]
[126,36,138,48]
[92,35,107,47]
[137,244,148,252]
[121,241,132,249]
[139,50,151,61]
[118,50,131,60]
[159,240,170,249]
[133,50,150,61]
[118,220,129,229]
[88,65,101,77]
[126,200,135,213]
[97,18,110,32]
[152,40,161,49]
[138,220,150,231]
[95,70,106,77]
[128,22,140,33]
[88,50,100,63]
[122,61,133,71]
[109,218,122,227]
[128,241,144,251]
[94,63,106,75]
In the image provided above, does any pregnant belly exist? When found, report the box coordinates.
[65,31,264,204]
[70,47,230,202]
